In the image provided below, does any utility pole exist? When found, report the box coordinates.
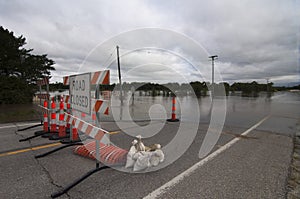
[209,55,218,99]
[116,46,123,106]
[266,78,269,93]
[266,78,270,98]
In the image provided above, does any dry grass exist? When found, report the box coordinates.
[0,103,41,123]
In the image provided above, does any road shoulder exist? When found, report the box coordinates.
[156,130,293,198]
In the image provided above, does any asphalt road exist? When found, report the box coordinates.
[0,92,299,199]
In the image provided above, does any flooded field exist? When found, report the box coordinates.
[109,91,300,122]
[0,91,299,124]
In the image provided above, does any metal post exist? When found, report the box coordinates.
[39,85,42,107]
[209,55,218,99]
[95,87,101,167]
[95,139,100,168]
[46,77,50,129]
[266,78,269,93]
[131,86,135,106]
[116,46,123,106]
[266,78,271,98]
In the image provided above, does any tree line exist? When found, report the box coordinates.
[0,26,54,104]
[95,81,275,97]
[32,80,300,100]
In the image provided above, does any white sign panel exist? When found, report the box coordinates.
[69,73,91,114]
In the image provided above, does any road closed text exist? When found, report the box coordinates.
[69,74,91,114]
[71,95,89,108]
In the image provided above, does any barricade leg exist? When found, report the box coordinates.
[35,142,83,159]
[51,165,109,198]
[17,122,43,132]
[19,131,49,142]
[51,141,108,198]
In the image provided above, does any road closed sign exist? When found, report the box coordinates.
[70,73,91,114]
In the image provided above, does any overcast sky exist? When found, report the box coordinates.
[0,0,299,85]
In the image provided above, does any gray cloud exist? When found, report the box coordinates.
[0,0,298,85]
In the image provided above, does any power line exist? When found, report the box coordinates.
[102,47,116,67]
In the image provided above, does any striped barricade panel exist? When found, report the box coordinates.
[63,76,69,85]
[37,77,49,86]
[64,113,108,140]
[63,70,110,85]
[73,140,128,165]
[36,93,50,100]
[62,95,70,110]
[64,95,70,104]
[90,70,110,85]
[92,99,109,115]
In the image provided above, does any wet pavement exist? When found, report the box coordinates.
[0,91,299,198]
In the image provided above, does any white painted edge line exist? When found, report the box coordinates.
[143,115,270,199]
[0,122,41,130]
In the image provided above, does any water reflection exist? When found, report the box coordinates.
[109,91,300,122]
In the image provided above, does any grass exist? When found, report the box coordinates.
[0,103,42,123]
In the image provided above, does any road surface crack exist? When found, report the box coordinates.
[34,157,71,198]
[12,123,71,198]
[14,124,26,140]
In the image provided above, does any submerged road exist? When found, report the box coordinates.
[0,92,299,199]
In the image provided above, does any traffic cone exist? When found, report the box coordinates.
[167,96,179,122]
[58,98,66,137]
[49,97,68,140]
[43,97,58,138]
[43,100,49,132]
[60,111,81,144]
[72,121,79,141]
[50,98,57,132]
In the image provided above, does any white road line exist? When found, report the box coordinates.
[143,115,270,199]
[0,122,40,129]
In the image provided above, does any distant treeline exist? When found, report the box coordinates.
[273,84,300,91]
[47,81,300,98]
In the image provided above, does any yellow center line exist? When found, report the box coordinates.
[108,131,120,135]
[0,130,120,157]
[0,142,62,157]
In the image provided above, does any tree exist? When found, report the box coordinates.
[0,26,55,104]
[190,81,208,97]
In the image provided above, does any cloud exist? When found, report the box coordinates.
[0,0,298,84]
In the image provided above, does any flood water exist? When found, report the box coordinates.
[1,91,299,129]
[107,91,300,123]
